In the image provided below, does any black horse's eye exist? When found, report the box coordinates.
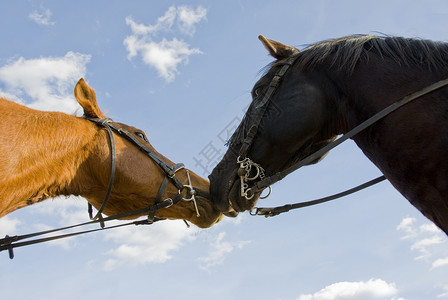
[253,86,264,99]
[135,132,148,142]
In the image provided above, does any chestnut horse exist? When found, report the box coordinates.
[0,78,222,228]
[210,35,448,235]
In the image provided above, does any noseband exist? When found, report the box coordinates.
[85,117,201,226]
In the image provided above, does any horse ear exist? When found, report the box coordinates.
[74,78,106,119]
[258,35,300,60]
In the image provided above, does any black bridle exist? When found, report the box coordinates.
[236,54,300,201]
[237,52,448,217]
[84,117,200,226]
[0,116,203,259]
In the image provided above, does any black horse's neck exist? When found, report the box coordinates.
[328,48,448,234]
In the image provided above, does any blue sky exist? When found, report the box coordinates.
[1,1,448,299]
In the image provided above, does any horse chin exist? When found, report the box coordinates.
[193,195,224,228]
[220,177,239,217]
[228,179,261,214]
[209,168,239,217]
[210,168,260,217]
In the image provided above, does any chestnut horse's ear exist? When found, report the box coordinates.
[74,78,106,119]
[258,35,300,60]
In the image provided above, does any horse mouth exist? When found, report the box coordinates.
[194,194,224,228]
[210,167,262,217]
[227,176,261,214]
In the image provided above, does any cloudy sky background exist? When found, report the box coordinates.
[1,1,448,299]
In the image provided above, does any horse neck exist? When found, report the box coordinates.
[0,99,102,216]
[330,60,448,232]
[333,56,448,131]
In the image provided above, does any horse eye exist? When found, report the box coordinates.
[254,87,264,98]
[135,132,148,142]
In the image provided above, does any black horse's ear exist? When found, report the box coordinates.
[258,35,299,60]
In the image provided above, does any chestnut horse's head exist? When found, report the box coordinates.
[74,79,222,228]
[209,37,337,216]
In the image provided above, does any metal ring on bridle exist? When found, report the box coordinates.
[237,156,270,200]
[260,186,272,199]
[244,187,255,200]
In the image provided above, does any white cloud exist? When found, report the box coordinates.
[397,217,448,267]
[0,52,91,114]
[411,236,444,260]
[433,257,448,269]
[0,216,21,237]
[102,220,198,270]
[198,232,250,271]
[396,217,416,239]
[124,5,206,82]
[125,7,177,36]
[125,37,201,82]
[0,89,22,103]
[438,285,448,298]
[177,6,207,36]
[296,278,400,300]
[32,196,86,225]
[26,196,87,250]
[29,6,55,26]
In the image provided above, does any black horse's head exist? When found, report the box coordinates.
[209,36,339,216]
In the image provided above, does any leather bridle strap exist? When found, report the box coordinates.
[252,175,386,217]
[253,76,448,192]
[84,117,187,226]
[0,194,182,259]
[251,77,448,217]
[86,117,185,190]
[239,54,300,158]
[86,118,116,227]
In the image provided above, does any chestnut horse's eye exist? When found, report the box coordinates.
[135,132,148,142]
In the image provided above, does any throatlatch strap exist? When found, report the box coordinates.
[90,119,116,227]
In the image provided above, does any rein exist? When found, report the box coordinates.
[0,117,203,259]
[238,53,448,217]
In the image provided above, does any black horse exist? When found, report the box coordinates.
[209,34,448,235]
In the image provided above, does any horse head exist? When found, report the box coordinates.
[209,36,338,216]
[74,79,222,228]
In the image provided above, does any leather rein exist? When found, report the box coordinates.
[0,117,203,259]
[237,53,448,217]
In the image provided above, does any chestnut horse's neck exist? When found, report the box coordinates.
[0,98,104,217]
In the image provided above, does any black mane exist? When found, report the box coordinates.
[298,34,448,73]
[227,35,448,147]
